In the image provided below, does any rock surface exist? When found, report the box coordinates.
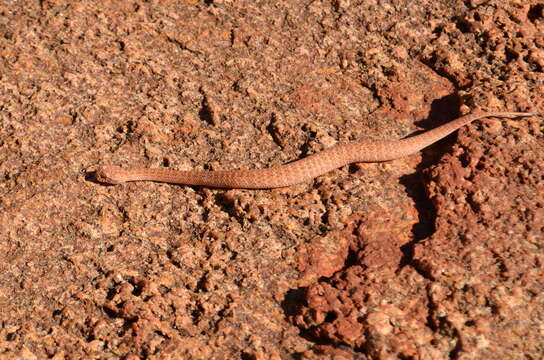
[0,1,542,359]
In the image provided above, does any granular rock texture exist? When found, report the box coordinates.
[0,0,542,359]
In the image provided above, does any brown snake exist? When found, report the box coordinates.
[96,111,536,189]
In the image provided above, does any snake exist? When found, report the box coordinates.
[95,111,536,189]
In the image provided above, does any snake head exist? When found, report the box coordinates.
[95,166,124,185]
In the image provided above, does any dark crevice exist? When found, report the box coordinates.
[198,95,215,125]
[344,247,360,268]
[465,193,481,214]
[131,280,143,297]
[280,288,330,345]
[102,305,118,319]
[194,274,208,293]
[449,328,463,359]
[266,112,287,148]
[455,16,471,34]
[213,192,247,227]
[299,327,338,347]
[398,95,471,355]
[105,287,117,301]
[324,311,338,322]
[398,94,462,276]
[528,4,544,22]
[424,287,438,332]
[280,288,306,317]
[281,288,357,347]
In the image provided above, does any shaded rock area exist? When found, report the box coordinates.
[0,1,542,359]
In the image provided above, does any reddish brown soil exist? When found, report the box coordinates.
[0,1,542,359]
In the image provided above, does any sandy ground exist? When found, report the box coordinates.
[0,1,542,359]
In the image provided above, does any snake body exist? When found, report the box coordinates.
[96,112,535,188]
